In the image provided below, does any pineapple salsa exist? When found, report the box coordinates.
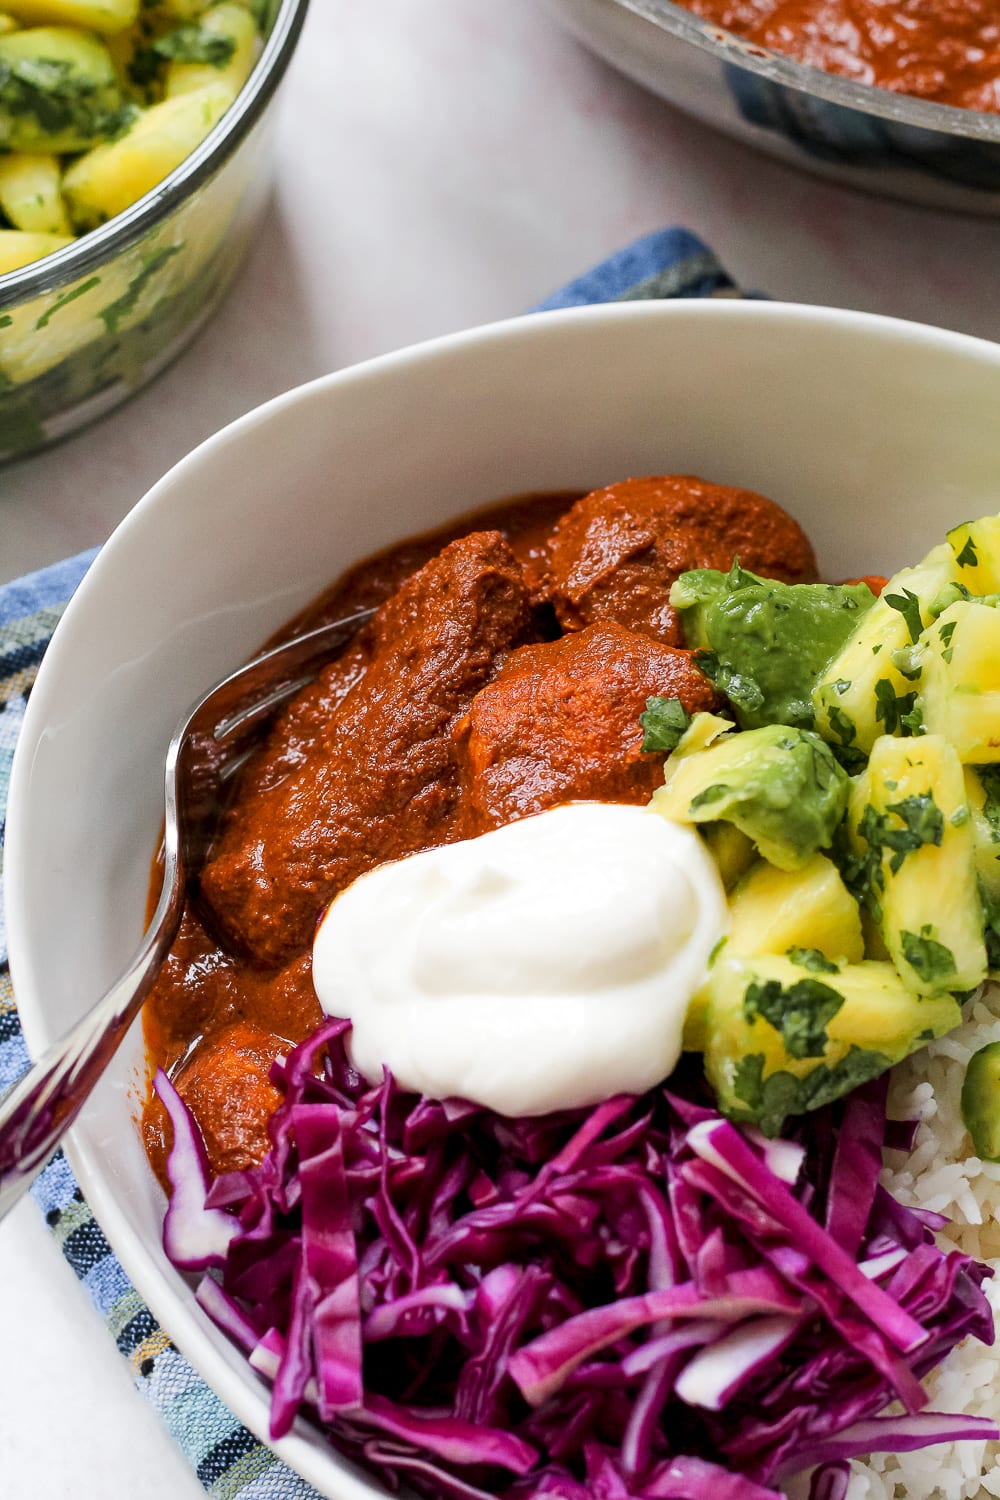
[0,0,266,273]
[649,512,1000,1144]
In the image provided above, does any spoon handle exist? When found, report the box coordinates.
[0,884,182,1224]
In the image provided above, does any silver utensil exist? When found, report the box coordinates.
[0,605,375,1224]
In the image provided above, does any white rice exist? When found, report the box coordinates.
[845,985,1000,1500]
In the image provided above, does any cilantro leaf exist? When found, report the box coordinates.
[743,976,844,1060]
[859,793,943,877]
[639,696,691,754]
[900,926,957,985]
[694,650,766,716]
[826,704,857,748]
[730,1047,892,1137]
[885,792,944,854]
[874,678,918,736]
[884,588,924,645]
[788,947,840,974]
[99,244,181,335]
[0,54,132,143]
[955,535,979,570]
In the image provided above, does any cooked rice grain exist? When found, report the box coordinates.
[845,983,1000,1499]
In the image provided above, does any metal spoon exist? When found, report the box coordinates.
[0,605,375,1224]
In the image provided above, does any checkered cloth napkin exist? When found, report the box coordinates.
[0,227,742,1498]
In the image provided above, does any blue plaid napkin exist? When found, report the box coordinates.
[0,227,742,1498]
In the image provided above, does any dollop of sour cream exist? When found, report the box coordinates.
[312,802,728,1117]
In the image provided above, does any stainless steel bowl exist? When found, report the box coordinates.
[0,0,309,462]
[543,0,1000,215]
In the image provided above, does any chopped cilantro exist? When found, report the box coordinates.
[99,244,181,334]
[0,55,131,144]
[900,926,956,985]
[955,535,979,570]
[841,795,944,918]
[694,649,766,717]
[939,620,957,665]
[730,1047,892,1137]
[900,700,925,737]
[885,793,944,854]
[35,274,100,331]
[743,976,844,1061]
[788,947,841,975]
[884,588,924,645]
[130,23,236,88]
[826,704,857,748]
[874,678,918,735]
[828,740,868,775]
[639,696,691,754]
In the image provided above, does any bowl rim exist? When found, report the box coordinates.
[0,0,310,310]
[12,297,1000,1498]
[602,0,1000,143]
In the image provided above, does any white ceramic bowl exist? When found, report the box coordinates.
[8,300,1000,1498]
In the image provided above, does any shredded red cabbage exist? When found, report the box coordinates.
[155,1024,997,1499]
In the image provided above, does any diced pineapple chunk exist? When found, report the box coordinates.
[0,27,124,154]
[0,228,72,271]
[1,0,137,32]
[857,734,986,995]
[63,81,233,226]
[141,0,206,18]
[698,822,756,891]
[703,951,960,1135]
[813,543,957,757]
[165,2,259,99]
[0,153,70,234]
[916,601,1000,763]
[726,854,864,965]
[948,515,1000,595]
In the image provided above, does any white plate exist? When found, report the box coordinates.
[8,299,1000,1498]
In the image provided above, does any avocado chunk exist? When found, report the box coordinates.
[703,952,961,1136]
[651,719,849,871]
[961,1041,1000,1161]
[670,563,875,731]
[843,734,987,996]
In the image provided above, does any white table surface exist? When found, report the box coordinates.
[3,0,1000,1493]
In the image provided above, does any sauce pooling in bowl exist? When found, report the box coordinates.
[141,477,816,1182]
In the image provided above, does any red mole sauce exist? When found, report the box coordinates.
[681,0,1000,113]
[141,479,817,1185]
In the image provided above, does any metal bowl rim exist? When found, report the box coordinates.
[603,0,1000,144]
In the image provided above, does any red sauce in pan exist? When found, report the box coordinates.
[680,0,1000,113]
